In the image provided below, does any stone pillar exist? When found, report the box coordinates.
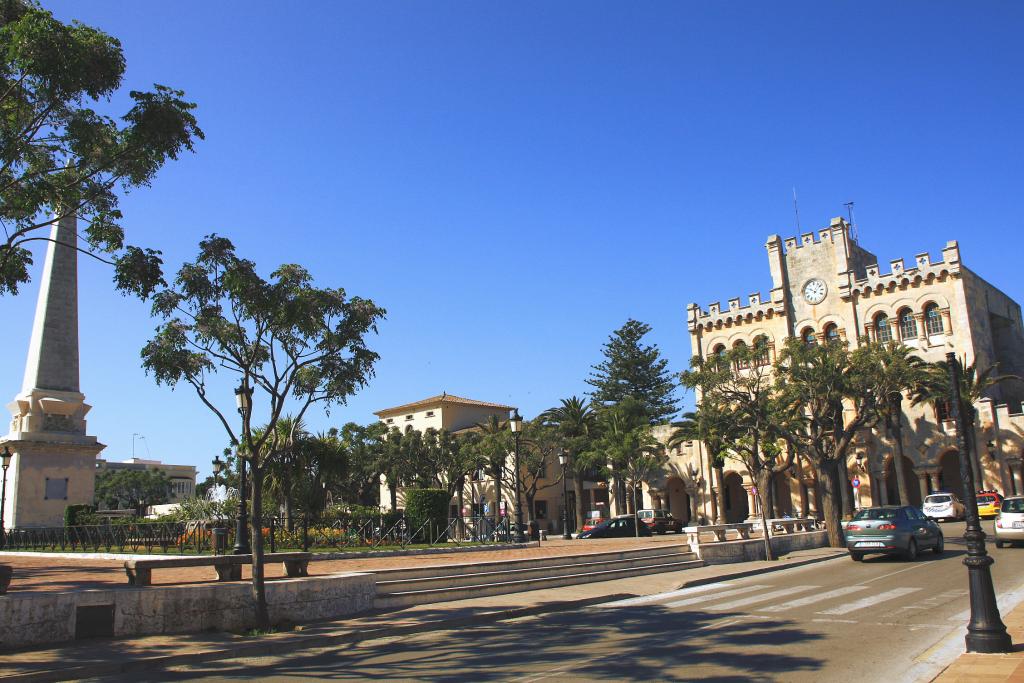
[929,472,940,494]
[941,308,953,335]
[745,484,757,520]
[915,313,927,344]
[709,486,719,524]
[918,472,930,500]
[1014,465,1023,498]
[690,490,700,525]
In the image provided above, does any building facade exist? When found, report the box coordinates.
[95,457,198,505]
[374,393,572,533]
[645,217,1024,524]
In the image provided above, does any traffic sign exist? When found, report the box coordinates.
[852,477,861,488]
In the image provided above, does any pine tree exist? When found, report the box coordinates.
[586,319,678,424]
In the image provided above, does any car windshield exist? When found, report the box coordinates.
[979,495,997,503]
[1002,499,1024,513]
[926,495,952,504]
[853,508,899,521]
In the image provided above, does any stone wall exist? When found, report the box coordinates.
[694,530,829,564]
[0,571,375,649]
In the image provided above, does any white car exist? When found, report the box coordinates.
[923,492,965,522]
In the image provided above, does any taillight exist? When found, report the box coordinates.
[847,524,861,531]
[878,523,896,530]
[996,520,1003,528]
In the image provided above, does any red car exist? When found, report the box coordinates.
[581,516,607,532]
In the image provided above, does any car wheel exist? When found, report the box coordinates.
[934,534,944,555]
[905,539,918,561]
[850,552,864,562]
[995,538,1005,548]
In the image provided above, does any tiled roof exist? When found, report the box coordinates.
[373,393,515,417]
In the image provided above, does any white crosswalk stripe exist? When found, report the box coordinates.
[816,587,922,615]
[707,585,818,612]
[664,584,770,609]
[599,582,734,608]
[758,585,869,612]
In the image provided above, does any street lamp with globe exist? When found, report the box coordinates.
[558,450,571,540]
[0,446,11,546]
[232,383,253,554]
[509,409,527,543]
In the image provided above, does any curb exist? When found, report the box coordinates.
[674,550,848,590]
[4,592,633,683]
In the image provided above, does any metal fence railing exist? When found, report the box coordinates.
[0,515,518,555]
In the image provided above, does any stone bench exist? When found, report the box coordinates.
[683,523,754,544]
[766,517,814,534]
[124,552,312,587]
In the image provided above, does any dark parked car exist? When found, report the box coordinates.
[578,515,653,539]
[845,505,944,561]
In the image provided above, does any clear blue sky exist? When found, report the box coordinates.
[3,2,1022,480]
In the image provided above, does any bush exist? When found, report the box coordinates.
[64,504,95,527]
[403,489,450,541]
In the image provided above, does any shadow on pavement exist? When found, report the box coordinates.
[123,602,826,682]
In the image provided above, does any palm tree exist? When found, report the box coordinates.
[476,414,510,529]
[910,356,1021,490]
[861,343,926,506]
[262,415,309,530]
[669,405,731,524]
[540,396,596,534]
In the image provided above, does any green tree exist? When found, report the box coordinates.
[0,0,203,296]
[681,345,795,559]
[510,419,565,527]
[774,338,879,548]
[669,404,732,524]
[586,319,678,424]
[474,414,511,527]
[140,235,384,628]
[910,356,1021,489]
[338,421,387,506]
[539,396,596,533]
[859,342,927,506]
[94,468,172,516]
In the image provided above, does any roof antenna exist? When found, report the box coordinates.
[843,201,857,241]
[792,187,802,233]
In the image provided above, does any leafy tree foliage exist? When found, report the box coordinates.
[140,235,384,628]
[669,404,732,524]
[539,396,596,532]
[586,319,678,424]
[0,0,203,296]
[94,468,172,516]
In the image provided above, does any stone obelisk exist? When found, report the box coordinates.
[1,213,104,528]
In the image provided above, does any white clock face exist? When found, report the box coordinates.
[803,279,827,304]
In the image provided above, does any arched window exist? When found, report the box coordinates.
[711,344,726,361]
[925,303,944,335]
[753,336,770,366]
[898,308,917,340]
[801,328,816,346]
[733,340,749,369]
[824,324,840,344]
[875,314,892,343]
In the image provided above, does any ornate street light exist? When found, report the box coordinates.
[948,352,1011,653]
[509,408,527,543]
[211,454,224,489]
[558,450,571,540]
[232,383,253,555]
[0,446,12,546]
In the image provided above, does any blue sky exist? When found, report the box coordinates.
[3,2,1022,479]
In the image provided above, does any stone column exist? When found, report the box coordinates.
[929,472,940,494]
[1014,465,1023,498]
[915,313,927,344]
[745,484,757,520]
[941,308,953,336]
[918,472,930,500]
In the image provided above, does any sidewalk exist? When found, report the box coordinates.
[933,603,1024,682]
[0,546,845,682]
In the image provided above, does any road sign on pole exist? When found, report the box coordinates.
[852,477,861,488]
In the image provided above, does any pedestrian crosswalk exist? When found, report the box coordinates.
[600,580,952,620]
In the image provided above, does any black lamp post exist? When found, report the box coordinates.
[559,450,571,540]
[0,446,12,546]
[232,383,253,555]
[211,454,224,490]
[948,352,1012,653]
[509,409,527,543]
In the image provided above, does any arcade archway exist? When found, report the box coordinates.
[885,456,922,507]
[938,450,966,499]
[723,472,748,523]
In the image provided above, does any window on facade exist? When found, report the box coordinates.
[753,336,770,365]
[386,418,394,424]
[711,344,726,361]
[405,414,413,421]
[535,500,548,519]
[875,314,892,343]
[405,425,413,434]
[898,309,917,340]
[936,399,952,422]
[801,328,816,346]
[733,341,749,369]
[824,324,840,344]
[925,303,944,335]
[426,411,435,417]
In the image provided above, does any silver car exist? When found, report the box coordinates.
[923,492,965,522]
[994,496,1024,548]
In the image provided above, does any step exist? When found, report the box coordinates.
[372,558,706,609]
[377,551,699,593]
[373,543,692,583]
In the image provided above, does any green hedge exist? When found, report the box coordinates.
[403,489,449,541]
[64,504,95,527]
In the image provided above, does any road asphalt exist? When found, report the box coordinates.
[94,520,1024,682]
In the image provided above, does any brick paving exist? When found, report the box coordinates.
[934,602,1024,682]
[0,535,691,593]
